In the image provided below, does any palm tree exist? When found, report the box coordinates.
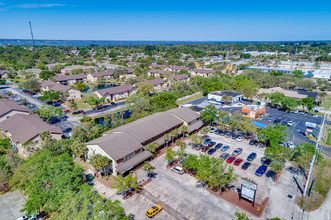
[163,133,170,148]
[39,130,52,143]
[145,142,158,156]
[143,161,155,178]
[68,100,78,112]
[200,127,209,136]
[71,141,88,160]
[111,174,139,196]
[180,125,188,138]
[170,129,177,146]
[89,154,111,178]
[165,148,176,166]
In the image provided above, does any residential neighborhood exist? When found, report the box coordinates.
[0,34,331,220]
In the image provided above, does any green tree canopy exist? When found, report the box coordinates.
[201,104,217,124]
[39,70,55,80]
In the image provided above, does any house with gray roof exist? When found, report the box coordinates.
[0,114,62,155]
[167,65,189,72]
[149,64,167,70]
[86,107,202,176]
[148,69,168,78]
[94,84,136,102]
[0,99,30,123]
[171,74,190,82]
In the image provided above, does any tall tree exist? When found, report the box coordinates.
[201,104,217,124]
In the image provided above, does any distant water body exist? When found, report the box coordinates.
[0,39,224,46]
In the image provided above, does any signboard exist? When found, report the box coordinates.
[241,180,257,203]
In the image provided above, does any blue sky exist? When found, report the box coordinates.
[0,0,330,41]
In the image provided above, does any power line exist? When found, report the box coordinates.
[29,21,35,51]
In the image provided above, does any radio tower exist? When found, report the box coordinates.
[29,21,36,51]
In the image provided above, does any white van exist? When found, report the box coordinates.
[171,166,184,175]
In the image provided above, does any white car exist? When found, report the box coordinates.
[287,142,295,149]
[171,166,184,175]
[237,136,244,142]
[293,110,299,114]
[287,121,294,127]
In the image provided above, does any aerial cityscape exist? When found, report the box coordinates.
[0,1,331,220]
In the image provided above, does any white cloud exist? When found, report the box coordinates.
[12,3,67,9]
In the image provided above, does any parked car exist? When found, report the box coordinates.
[293,110,299,114]
[299,111,305,115]
[207,148,216,155]
[241,162,251,170]
[287,121,294,127]
[203,139,212,145]
[48,117,60,124]
[266,170,276,179]
[52,102,61,107]
[226,156,236,163]
[226,133,232,138]
[202,135,210,140]
[72,111,81,115]
[194,144,202,151]
[201,146,209,152]
[208,141,216,147]
[281,120,287,125]
[111,102,117,106]
[255,165,268,176]
[263,159,272,166]
[62,127,72,133]
[236,136,244,142]
[63,109,70,113]
[232,133,239,139]
[220,131,227,136]
[146,205,163,218]
[232,148,243,156]
[220,153,230,160]
[79,110,86,114]
[221,145,230,152]
[247,152,257,161]
[234,158,243,166]
[249,139,257,145]
[274,118,281,124]
[214,143,223,150]
[171,166,184,175]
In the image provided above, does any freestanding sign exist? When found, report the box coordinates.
[240,179,257,206]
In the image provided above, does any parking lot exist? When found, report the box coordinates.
[184,131,274,202]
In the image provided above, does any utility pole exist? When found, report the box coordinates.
[292,43,298,62]
[302,112,326,197]
[29,21,35,51]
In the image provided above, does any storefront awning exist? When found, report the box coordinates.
[116,151,152,174]
[241,108,250,114]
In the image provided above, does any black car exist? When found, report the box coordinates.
[72,111,81,115]
[274,118,281,124]
[281,120,287,125]
[215,143,223,150]
[48,117,60,124]
[249,139,258,145]
[263,159,272,166]
[207,148,216,155]
[62,127,72,133]
[219,130,227,136]
[241,162,251,170]
[232,133,239,139]
[111,102,117,106]
[247,152,257,161]
[266,171,276,179]
[226,133,232,138]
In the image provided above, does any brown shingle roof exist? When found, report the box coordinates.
[172,74,189,80]
[0,99,30,117]
[167,107,201,123]
[90,70,114,78]
[149,69,167,74]
[53,74,86,82]
[95,84,134,97]
[40,80,78,93]
[192,69,214,74]
[136,78,165,86]
[0,114,62,144]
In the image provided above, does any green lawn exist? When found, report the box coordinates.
[63,93,93,110]
[321,97,331,111]
[176,93,203,105]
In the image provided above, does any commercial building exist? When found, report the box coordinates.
[85,107,202,176]
[241,105,266,119]
[208,91,244,105]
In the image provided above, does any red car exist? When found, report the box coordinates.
[234,158,243,166]
[226,156,236,163]
[63,109,70,113]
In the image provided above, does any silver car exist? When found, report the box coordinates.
[232,148,243,156]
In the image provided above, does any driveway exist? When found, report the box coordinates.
[0,191,26,220]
